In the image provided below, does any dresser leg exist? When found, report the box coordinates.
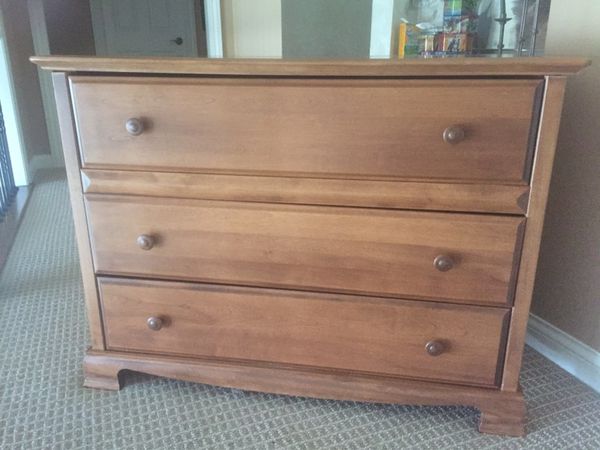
[83,351,122,390]
[478,391,526,437]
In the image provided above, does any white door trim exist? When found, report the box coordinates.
[204,0,223,57]
[369,0,394,58]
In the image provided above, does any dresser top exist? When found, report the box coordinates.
[31,56,589,77]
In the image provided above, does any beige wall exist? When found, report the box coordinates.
[532,1,600,351]
[221,0,281,58]
[0,0,50,162]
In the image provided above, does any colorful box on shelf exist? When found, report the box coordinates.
[399,21,475,58]
[444,15,478,34]
[398,21,423,58]
[441,33,475,54]
[444,0,478,17]
[442,0,478,55]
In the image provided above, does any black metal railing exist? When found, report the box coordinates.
[0,102,18,221]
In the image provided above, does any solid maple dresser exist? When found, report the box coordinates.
[33,56,588,436]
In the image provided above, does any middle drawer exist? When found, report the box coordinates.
[85,194,524,306]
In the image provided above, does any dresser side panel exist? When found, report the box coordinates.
[51,72,105,350]
[501,76,568,391]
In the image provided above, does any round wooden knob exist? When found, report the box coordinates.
[125,117,144,136]
[136,234,154,250]
[434,254,454,272]
[425,340,445,356]
[443,126,465,144]
[147,316,163,331]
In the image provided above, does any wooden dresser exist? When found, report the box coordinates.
[33,56,588,436]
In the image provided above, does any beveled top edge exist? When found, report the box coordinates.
[31,55,590,77]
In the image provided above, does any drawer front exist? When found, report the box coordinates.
[86,195,524,306]
[81,169,531,215]
[71,76,542,183]
[99,278,510,387]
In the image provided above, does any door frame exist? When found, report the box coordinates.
[369,0,394,58]
[204,0,223,57]
[89,0,108,55]
[27,0,64,171]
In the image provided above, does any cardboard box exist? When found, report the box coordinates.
[442,33,475,54]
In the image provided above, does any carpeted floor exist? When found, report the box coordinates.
[1,169,599,449]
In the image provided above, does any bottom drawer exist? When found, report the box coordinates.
[99,278,509,387]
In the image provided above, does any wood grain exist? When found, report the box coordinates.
[51,73,105,350]
[85,195,524,306]
[70,76,541,183]
[479,398,527,437]
[83,349,527,436]
[501,77,568,391]
[99,277,509,387]
[32,55,590,77]
[81,169,530,214]
[40,56,588,436]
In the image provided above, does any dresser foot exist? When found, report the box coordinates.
[478,391,526,437]
[83,351,122,390]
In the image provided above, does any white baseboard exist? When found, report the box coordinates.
[526,314,600,393]
[27,153,64,183]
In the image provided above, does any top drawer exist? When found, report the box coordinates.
[70,76,542,184]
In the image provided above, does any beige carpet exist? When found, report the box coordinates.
[1,169,599,449]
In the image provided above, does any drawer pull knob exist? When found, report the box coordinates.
[125,117,144,136]
[425,340,445,356]
[137,234,155,250]
[434,254,454,272]
[443,126,465,144]
[147,316,164,331]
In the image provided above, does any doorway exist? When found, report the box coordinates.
[90,0,207,56]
